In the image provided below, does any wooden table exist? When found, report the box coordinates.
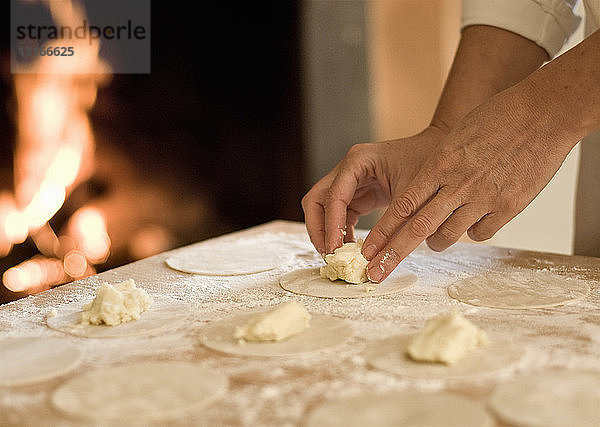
[1,220,598,426]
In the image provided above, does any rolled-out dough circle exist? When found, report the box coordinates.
[365,334,522,380]
[200,312,353,356]
[279,267,417,299]
[304,391,493,427]
[47,302,189,338]
[52,361,227,421]
[0,337,83,387]
[447,270,590,309]
[165,239,294,275]
[488,370,600,427]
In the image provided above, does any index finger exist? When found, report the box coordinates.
[367,191,458,282]
[362,182,438,260]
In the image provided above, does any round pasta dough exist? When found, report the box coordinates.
[52,361,227,421]
[0,337,83,387]
[279,267,417,299]
[47,302,189,338]
[447,270,590,309]
[200,312,353,356]
[165,239,294,275]
[488,370,600,427]
[365,334,522,380]
[305,391,493,427]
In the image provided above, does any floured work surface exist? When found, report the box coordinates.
[0,221,599,426]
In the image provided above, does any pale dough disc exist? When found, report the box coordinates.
[0,337,83,387]
[200,312,353,356]
[52,361,227,421]
[447,270,590,309]
[488,370,600,427]
[47,302,189,338]
[279,267,417,299]
[305,391,493,427]
[365,334,523,380]
[165,240,294,275]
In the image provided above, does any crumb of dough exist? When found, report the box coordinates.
[79,279,153,326]
[320,241,368,284]
[363,284,377,293]
[407,310,489,365]
[47,308,58,319]
[233,301,311,342]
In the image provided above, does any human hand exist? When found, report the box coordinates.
[302,126,447,257]
[363,84,576,282]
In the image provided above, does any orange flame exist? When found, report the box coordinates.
[68,207,111,264]
[2,0,111,294]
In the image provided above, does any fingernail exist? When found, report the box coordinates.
[363,244,377,260]
[367,265,383,283]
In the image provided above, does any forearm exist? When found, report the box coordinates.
[431,25,548,133]
[518,29,600,146]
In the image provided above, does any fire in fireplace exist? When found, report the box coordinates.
[1,1,304,304]
[2,0,110,296]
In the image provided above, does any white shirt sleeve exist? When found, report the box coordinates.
[462,0,581,57]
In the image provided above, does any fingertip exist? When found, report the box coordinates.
[467,227,485,242]
[367,245,404,283]
[326,243,340,255]
[325,230,344,254]
[324,224,345,254]
[362,214,401,262]
[367,264,384,283]
[306,233,326,260]
[425,237,447,252]
[362,244,377,261]
[366,251,386,283]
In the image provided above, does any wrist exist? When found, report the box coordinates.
[515,77,585,152]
